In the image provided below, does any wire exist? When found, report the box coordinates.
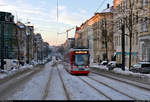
[95,0,106,12]
[56,0,59,46]
[57,0,59,22]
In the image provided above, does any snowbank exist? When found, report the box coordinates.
[90,63,150,79]
[0,64,34,80]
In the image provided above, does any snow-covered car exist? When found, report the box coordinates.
[107,61,117,70]
[100,61,108,66]
[130,62,150,74]
[29,60,37,66]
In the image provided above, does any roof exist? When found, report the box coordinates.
[70,48,88,51]
[101,6,113,13]
[18,25,25,29]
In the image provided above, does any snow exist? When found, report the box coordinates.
[7,62,54,100]
[1,57,150,100]
[57,64,109,100]
[90,63,150,79]
[0,64,34,80]
[45,65,67,100]
[90,73,150,100]
[79,76,132,100]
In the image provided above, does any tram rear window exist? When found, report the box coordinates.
[75,54,88,66]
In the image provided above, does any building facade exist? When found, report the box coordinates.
[0,12,15,59]
[113,0,150,67]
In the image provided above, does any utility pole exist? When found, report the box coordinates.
[121,24,125,71]
[0,21,5,70]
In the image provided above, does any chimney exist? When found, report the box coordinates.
[107,3,110,8]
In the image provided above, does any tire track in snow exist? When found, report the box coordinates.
[42,64,54,100]
[57,65,71,100]
[0,65,46,100]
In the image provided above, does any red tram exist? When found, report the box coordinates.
[64,48,90,75]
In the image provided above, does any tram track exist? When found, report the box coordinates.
[77,76,112,100]
[87,76,136,100]
[91,70,150,91]
[57,65,71,100]
[42,65,54,100]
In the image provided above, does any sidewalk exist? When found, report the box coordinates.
[0,64,33,80]
[90,63,150,79]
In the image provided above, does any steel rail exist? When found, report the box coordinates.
[42,65,54,100]
[77,76,112,100]
[57,64,71,100]
[87,75,136,100]
[91,70,150,91]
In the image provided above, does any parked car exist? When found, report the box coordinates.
[100,61,108,66]
[2,59,19,70]
[116,63,122,68]
[107,61,117,70]
[129,62,150,74]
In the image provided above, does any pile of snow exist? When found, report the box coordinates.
[90,63,150,79]
[0,64,34,80]
[0,57,52,80]
[112,68,150,79]
[90,63,109,70]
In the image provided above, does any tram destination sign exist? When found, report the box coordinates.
[75,51,88,54]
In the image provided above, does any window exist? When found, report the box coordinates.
[145,0,148,6]
[140,19,143,32]
[136,11,138,23]
[144,17,148,32]
[102,41,105,48]
[140,0,143,8]
[136,32,138,45]
[126,36,128,46]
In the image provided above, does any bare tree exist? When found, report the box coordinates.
[113,0,139,69]
[100,15,113,62]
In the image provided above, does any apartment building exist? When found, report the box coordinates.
[113,0,150,67]
[74,4,114,63]
[138,0,150,61]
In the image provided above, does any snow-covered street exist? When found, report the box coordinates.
[0,60,150,100]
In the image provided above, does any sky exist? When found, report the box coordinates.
[0,0,113,46]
